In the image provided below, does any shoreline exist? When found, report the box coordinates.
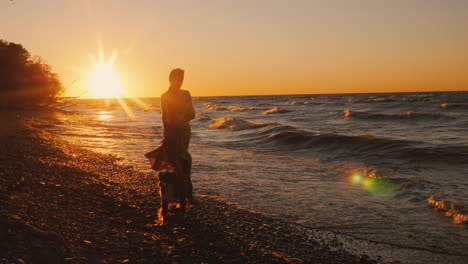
[1,109,376,263]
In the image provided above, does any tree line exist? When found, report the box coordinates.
[0,40,63,109]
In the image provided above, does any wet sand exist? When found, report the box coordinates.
[0,109,376,264]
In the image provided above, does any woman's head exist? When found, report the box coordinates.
[169,68,184,88]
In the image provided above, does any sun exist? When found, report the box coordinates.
[86,53,124,98]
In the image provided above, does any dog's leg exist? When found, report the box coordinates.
[158,198,169,225]
[178,199,187,222]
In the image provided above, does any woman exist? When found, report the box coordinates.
[146,68,196,203]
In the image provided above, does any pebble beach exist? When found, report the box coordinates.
[0,109,376,264]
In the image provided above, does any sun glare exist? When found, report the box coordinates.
[86,53,124,98]
[82,44,150,120]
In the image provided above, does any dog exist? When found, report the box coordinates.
[157,169,189,225]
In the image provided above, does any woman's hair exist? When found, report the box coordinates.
[169,68,184,83]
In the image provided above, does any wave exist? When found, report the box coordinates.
[348,96,438,104]
[142,104,161,112]
[440,103,468,109]
[227,106,261,112]
[195,113,212,121]
[253,127,468,164]
[286,101,309,105]
[401,95,436,103]
[261,130,400,152]
[355,94,436,103]
[262,107,292,115]
[364,97,398,103]
[205,103,228,111]
[208,117,276,131]
[427,196,468,224]
[343,110,453,121]
[205,103,262,112]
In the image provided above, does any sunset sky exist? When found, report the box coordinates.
[1,0,468,97]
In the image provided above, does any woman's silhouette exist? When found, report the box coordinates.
[159,68,195,203]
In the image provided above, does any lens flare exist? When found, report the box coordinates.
[347,168,395,199]
[363,177,373,188]
[350,171,363,185]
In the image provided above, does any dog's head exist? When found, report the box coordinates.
[157,170,180,203]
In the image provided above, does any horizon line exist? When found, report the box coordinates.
[62,89,468,99]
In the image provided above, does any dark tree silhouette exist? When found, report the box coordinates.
[0,40,63,109]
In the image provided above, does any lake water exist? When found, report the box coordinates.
[53,92,468,263]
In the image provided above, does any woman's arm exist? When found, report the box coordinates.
[161,94,170,128]
[185,91,196,121]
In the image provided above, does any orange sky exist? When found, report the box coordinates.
[1,0,468,97]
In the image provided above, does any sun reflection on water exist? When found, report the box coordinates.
[97,110,112,121]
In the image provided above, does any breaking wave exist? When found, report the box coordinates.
[205,103,228,111]
[227,106,261,112]
[262,107,292,115]
[427,196,468,224]
[286,101,309,105]
[208,117,276,131]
